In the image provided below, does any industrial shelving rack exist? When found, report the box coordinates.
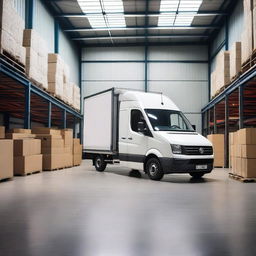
[0,57,82,133]
[201,64,256,167]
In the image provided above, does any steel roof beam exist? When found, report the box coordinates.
[64,25,219,32]
[56,11,227,18]
[72,34,209,41]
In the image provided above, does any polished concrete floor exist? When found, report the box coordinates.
[0,160,256,256]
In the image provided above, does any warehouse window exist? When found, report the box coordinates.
[77,0,126,28]
[158,0,203,26]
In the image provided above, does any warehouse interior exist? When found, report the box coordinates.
[0,0,256,255]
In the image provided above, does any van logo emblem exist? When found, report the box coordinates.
[199,147,204,154]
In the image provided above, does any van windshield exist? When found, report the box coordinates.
[145,109,194,132]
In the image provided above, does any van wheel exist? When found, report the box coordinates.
[189,172,205,178]
[94,155,107,172]
[146,158,164,181]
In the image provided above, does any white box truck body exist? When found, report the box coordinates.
[83,88,214,180]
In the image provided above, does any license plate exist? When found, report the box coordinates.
[196,165,207,170]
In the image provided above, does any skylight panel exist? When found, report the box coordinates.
[158,0,203,27]
[78,0,126,28]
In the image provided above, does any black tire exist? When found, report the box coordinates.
[146,158,164,181]
[94,155,107,172]
[189,172,205,179]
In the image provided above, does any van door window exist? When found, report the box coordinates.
[131,109,146,132]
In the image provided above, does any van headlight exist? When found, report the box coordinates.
[171,144,182,154]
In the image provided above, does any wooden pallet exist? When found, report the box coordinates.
[0,177,13,182]
[15,170,42,177]
[241,49,256,74]
[229,173,256,183]
[0,49,26,74]
[211,84,229,99]
[230,71,242,82]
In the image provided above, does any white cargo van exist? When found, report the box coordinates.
[83,88,214,180]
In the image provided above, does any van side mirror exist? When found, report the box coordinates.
[138,121,147,133]
[192,125,196,131]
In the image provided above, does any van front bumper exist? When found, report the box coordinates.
[160,158,214,174]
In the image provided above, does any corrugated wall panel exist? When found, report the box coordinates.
[148,63,208,81]
[11,0,25,19]
[82,46,209,133]
[149,45,208,61]
[59,30,80,85]
[34,0,55,53]
[228,0,244,48]
[83,63,144,81]
[82,47,144,61]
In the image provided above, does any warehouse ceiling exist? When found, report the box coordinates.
[46,0,235,47]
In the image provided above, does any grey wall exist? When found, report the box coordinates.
[34,0,55,53]
[82,45,208,133]
[210,0,244,71]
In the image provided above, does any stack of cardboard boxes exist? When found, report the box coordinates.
[0,0,26,65]
[48,53,65,99]
[63,64,73,105]
[73,83,81,111]
[207,134,225,167]
[230,128,256,178]
[23,29,48,90]
[211,51,230,98]
[241,0,255,64]
[32,127,74,170]
[229,42,242,80]
[7,129,43,175]
[61,129,73,168]
[73,138,82,166]
[0,126,13,181]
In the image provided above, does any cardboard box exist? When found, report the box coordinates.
[229,42,241,79]
[73,138,80,145]
[32,127,61,136]
[73,154,82,166]
[0,126,5,139]
[236,157,242,176]
[0,140,13,180]
[14,139,41,156]
[40,138,64,148]
[43,154,64,170]
[234,144,242,157]
[237,128,256,144]
[241,145,256,158]
[35,134,62,140]
[73,144,82,155]
[9,128,31,134]
[14,154,42,175]
[41,147,64,154]
[64,153,73,167]
[207,134,224,167]
[241,158,256,178]
[5,133,36,139]
[61,129,73,147]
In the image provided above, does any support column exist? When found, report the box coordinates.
[24,84,31,129]
[63,109,67,129]
[54,18,60,54]
[213,105,217,134]
[48,102,52,128]
[239,85,244,129]
[144,45,148,92]
[224,96,229,168]
[3,113,10,131]
[225,16,229,50]
[207,110,211,135]
[25,0,34,29]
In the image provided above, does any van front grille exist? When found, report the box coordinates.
[182,146,213,155]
